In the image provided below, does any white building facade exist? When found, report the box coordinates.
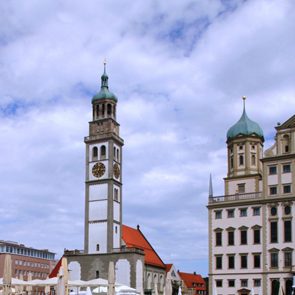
[208,100,295,295]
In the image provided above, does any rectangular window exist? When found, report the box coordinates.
[228,231,235,246]
[254,229,261,244]
[269,186,277,195]
[216,256,222,270]
[96,244,100,251]
[254,279,261,287]
[228,280,235,287]
[270,222,278,243]
[216,280,222,287]
[240,208,247,217]
[283,184,291,194]
[241,255,248,268]
[253,254,261,268]
[95,270,99,278]
[241,279,248,287]
[215,210,222,219]
[238,183,245,193]
[227,209,235,218]
[269,166,277,175]
[283,164,291,173]
[253,207,260,216]
[270,252,278,268]
[228,255,235,269]
[216,232,222,246]
[284,252,292,267]
[284,220,292,242]
[241,230,247,245]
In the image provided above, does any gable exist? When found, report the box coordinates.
[276,115,295,130]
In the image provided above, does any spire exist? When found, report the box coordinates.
[242,96,246,113]
[101,59,108,89]
[209,173,213,197]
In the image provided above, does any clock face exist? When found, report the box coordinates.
[113,163,120,179]
[92,162,106,178]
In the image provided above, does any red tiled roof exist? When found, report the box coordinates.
[178,272,206,291]
[49,257,62,278]
[122,225,166,269]
[165,264,173,272]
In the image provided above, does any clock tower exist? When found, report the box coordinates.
[84,63,123,254]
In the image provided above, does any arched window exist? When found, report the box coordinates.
[117,149,120,161]
[102,104,105,117]
[230,156,234,169]
[283,134,290,153]
[271,279,280,295]
[107,104,112,116]
[239,155,244,166]
[92,147,98,161]
[286,279,292,295]
[96,105,99,118]
[100,145,106,159]
[113,147,116,159]
[251,154,256,165]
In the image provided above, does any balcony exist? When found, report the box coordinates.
[208,192,262,204]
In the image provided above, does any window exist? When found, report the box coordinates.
[270,252,278,268]
[227,209,234,218]
[228,255,235,269]
[270,222,278,243]
[216,256,222,269]
[240,208,247,217]
[284,206,291,215]
[100,145,106,158]
[253,254,261,268]
[241,279,248,287]
[96,244,100,251]
[253,207,260,216]
[107,103,112,115]
[238,183,245,193]
[216,232,222,246]
[254,279,261,287]
[228,231,235,246]
[283,164,291,173]
[239,155,244,166]
[228,280,235,287]
[215,210,222,219]
[269,166,277,175]
[270,207,277,216]
[239,145,243,150]
[114,188,119,201]
[96,270,99,278]
[284,252,292,267]
[269,186,277,195]
[241,230,247,245]
[241,255,248,268]
[230,156,234,169]
[254,229,261,244]
[284,220,292,242]
[92,147,98,161]
[283,184,291,194]
[216,280,222,287]
[251,154,256,165]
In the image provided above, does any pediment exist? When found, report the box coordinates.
[276,115,295,130]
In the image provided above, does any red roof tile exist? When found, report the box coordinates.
[165,264,173,272]
[49,257,62,278]
[178,272,206,291]
[122,225,165,269]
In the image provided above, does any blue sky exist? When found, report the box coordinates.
[0,0,295,276]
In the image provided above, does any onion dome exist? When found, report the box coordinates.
[227,97,264,141]
[92,62,117,102]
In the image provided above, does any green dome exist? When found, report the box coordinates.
[227,108,264,141]
[92,67,117,102]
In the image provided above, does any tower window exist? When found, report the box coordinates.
[96,244,100,251]
[92,147,98,161]
[230,156,234,169]
[114,188,119,201]
[96,270,99,278]
[100,145,106,159]
[251,154,256,165]
[115,226,118,234]
[117,149,120,161]
[107,104,112,116]
[239,155,244,166]
[113,147,116,159]
[237,183,245,193]
[102,104,105,117]
[239,145,243,150]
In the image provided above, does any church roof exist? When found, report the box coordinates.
[226,98,264,141]
[122,225,166,269]
[275,114,295,130]
[178,271,206,291]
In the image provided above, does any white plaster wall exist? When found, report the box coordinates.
[136,260,143,293]
[228,178,256,194]
[88,222,107,253]
[268,174,278,185]
[68,261,81,280]
[89,160,108,181]
[89,142,109,161]
[113,202,120,222]
[113,224,120,249]
[281,172,291,184]
[89,184,108,201]
[89,200,107,221]
[115,259,130,286]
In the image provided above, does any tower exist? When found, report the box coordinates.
[84,63,123,254]
[225,97,264,195]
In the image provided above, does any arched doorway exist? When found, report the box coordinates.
[285,279,292,295]
[271,279,280,295]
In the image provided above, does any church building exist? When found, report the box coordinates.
[208,98,295,295]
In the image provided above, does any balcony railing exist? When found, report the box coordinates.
[209,192,262,203]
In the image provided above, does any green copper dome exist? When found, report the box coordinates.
[92,65,117,102]
[227,99,264,141]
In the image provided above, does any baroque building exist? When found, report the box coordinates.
[208,98,295,295]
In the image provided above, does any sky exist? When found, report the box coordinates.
[0,0,295,276]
